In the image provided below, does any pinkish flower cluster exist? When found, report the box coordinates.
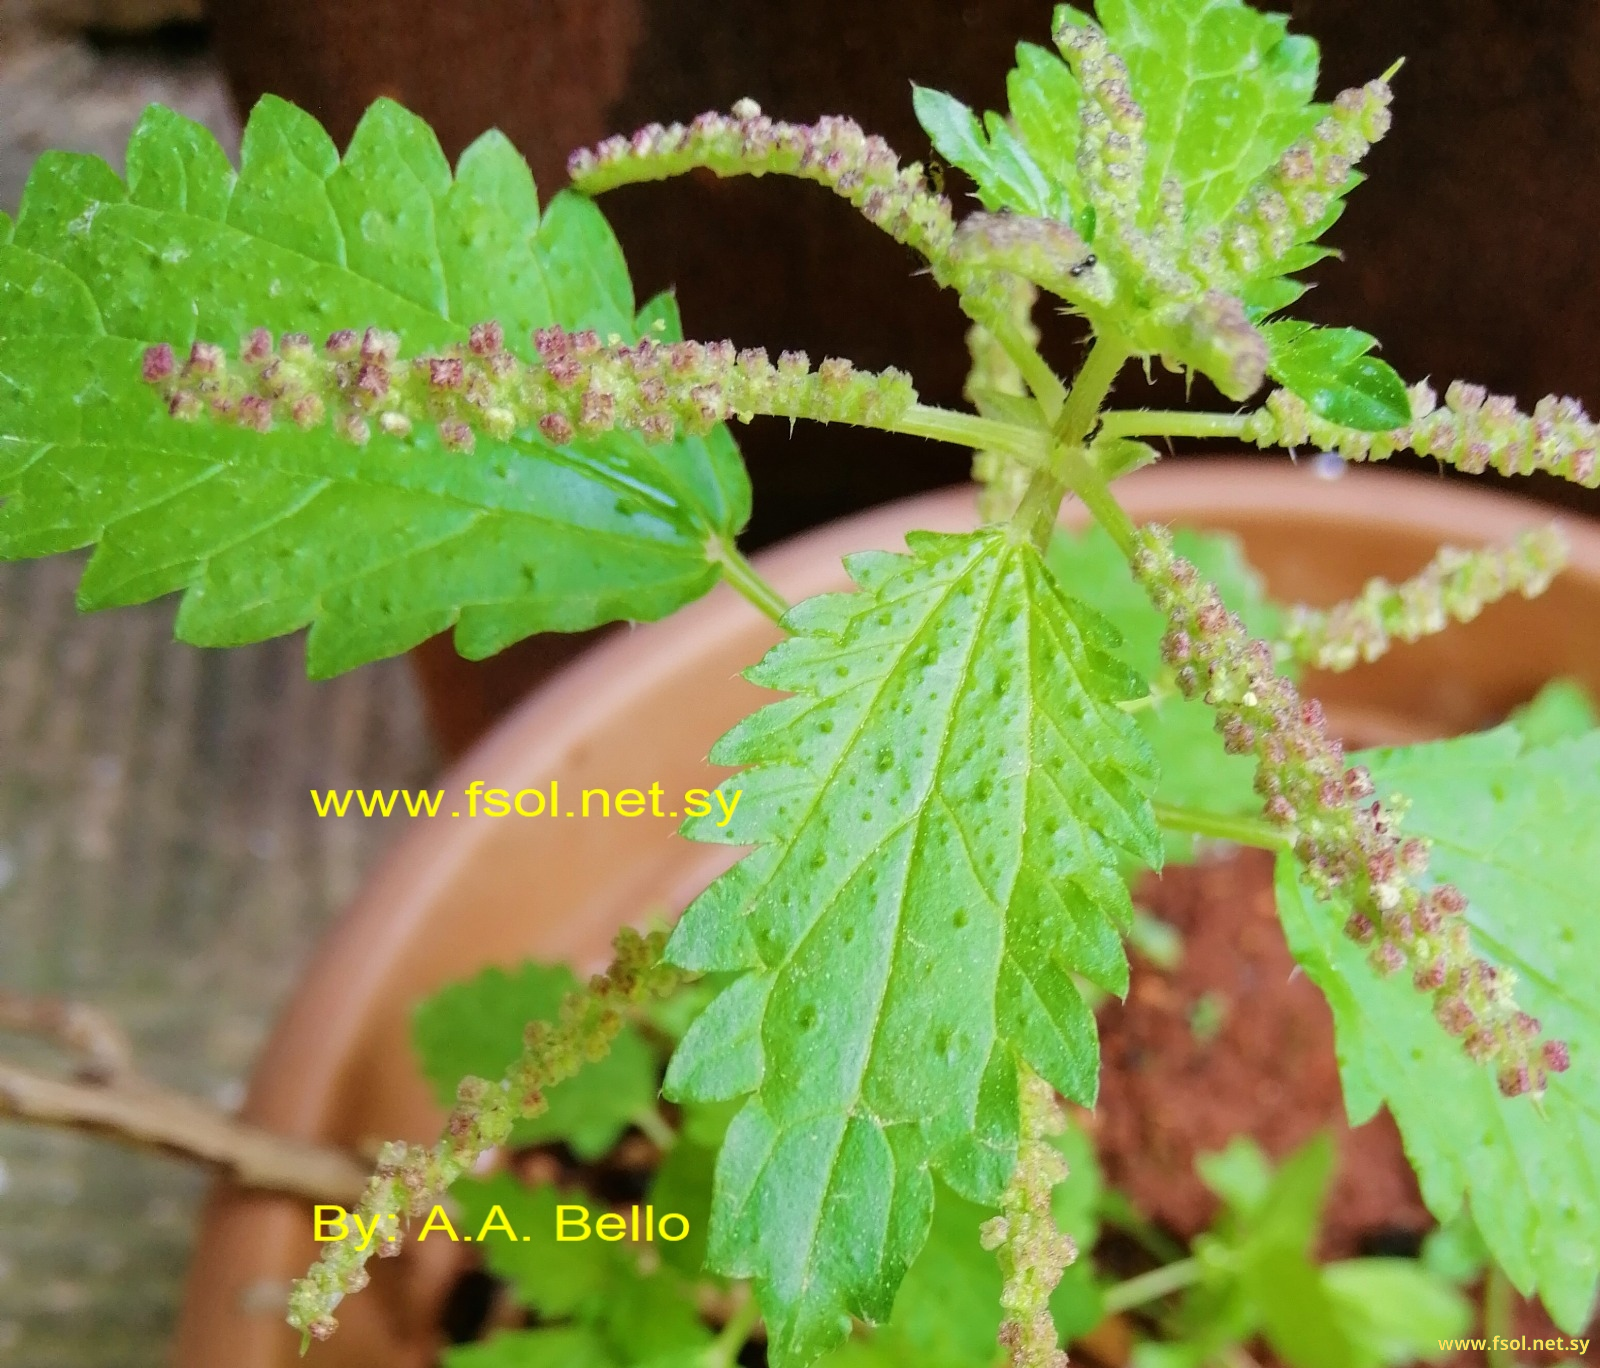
[564,103,1048,357]
[1283,527,1569,671]
[1244,380,1600,488]
[980,1069,1075,1368]
[569,101,960,277]
[1133,524,1570,1099]
[142,321,917,453]
[1053,16,1146,224]
[1189,78,1394,287]
[287,927,684,1345]
[1050,16,1269,401]
[950,213,1114,313]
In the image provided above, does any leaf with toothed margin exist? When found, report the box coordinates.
[1275,726,1600,1334]
[912,85,1071,220]
[0,98,749,676]
[1263,321,1410,432]
[661,527,1160,1368]
[1046,521,1283,863]
[1083,0,1324,227]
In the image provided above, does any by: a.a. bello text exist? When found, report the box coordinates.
[313,1203,689,1249]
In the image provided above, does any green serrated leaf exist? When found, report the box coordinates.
[1274,727,1600,1331]
[835,1183,1006,1368]
[1007,41,1084,209]
[664,527,1160,1367]
[1183,1136,1368,1368]
[913,85,1068,220]
[1263,321,1411,431]
[1095,0,1322,226]
[1046,523,1282,861]
[412,961,657,1160]
[1509,678,1598,749]
[0,98,750,674]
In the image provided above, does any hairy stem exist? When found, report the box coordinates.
[713,541,791,624]
[1098,410,1251,442]
[898,403,1051,469]
[1100,1257,1203,1314]
[1059,443,1140,558]
[1015,334,1131,550]
[1153,803,1289,852]
[986,316,1069,420]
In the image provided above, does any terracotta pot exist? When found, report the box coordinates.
[174,462,1600,1368]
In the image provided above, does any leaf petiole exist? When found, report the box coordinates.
[1097,411,1253,442]
[711,541,792,624]
[1100,1256,1203,1314]
[1015,333,1133,549]
[897,404,1052,468]
[1152,803,1289,852]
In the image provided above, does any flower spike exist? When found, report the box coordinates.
[569,103,961,277]
[980,1067,1075,1368]
[286,928,685,1345]
[1245,381,1600,488]
[1282,527,1569,671]
[1133,524,1568,1098]
[1190,76,1395,287]
[142,325,918,452]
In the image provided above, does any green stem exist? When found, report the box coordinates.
[706,1288,762,1368]
[1014,334,1132,550]
[1097,410,1252,442]
[714,542,791,624]
[897,404,1051,468]
[981,312,1068,421]
[631,1106,677,1151]
[1153,803,1289,851]
[1485,1265,1515,1368]
[1101,1258,1203,1314]
[1060,444,1140,557]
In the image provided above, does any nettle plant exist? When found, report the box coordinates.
[0,1,1596,1365]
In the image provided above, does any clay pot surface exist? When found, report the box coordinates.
[175,462,1600,1368]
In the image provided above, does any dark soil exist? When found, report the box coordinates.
[1093,847,1429,1258]
[1095,847,1597,1366]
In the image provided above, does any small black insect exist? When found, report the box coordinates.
[1069,253,1099,278]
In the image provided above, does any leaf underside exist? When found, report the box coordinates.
[662,527,1160,1367]
[1276,727,1600,1332]
[0,98,750,675]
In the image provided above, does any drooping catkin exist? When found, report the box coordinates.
[142,323,917,453]
[980,1067,1076,1368]
[1133,525,1570,1099]
[1282,528,1568,671]
[286,927,685,1345]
